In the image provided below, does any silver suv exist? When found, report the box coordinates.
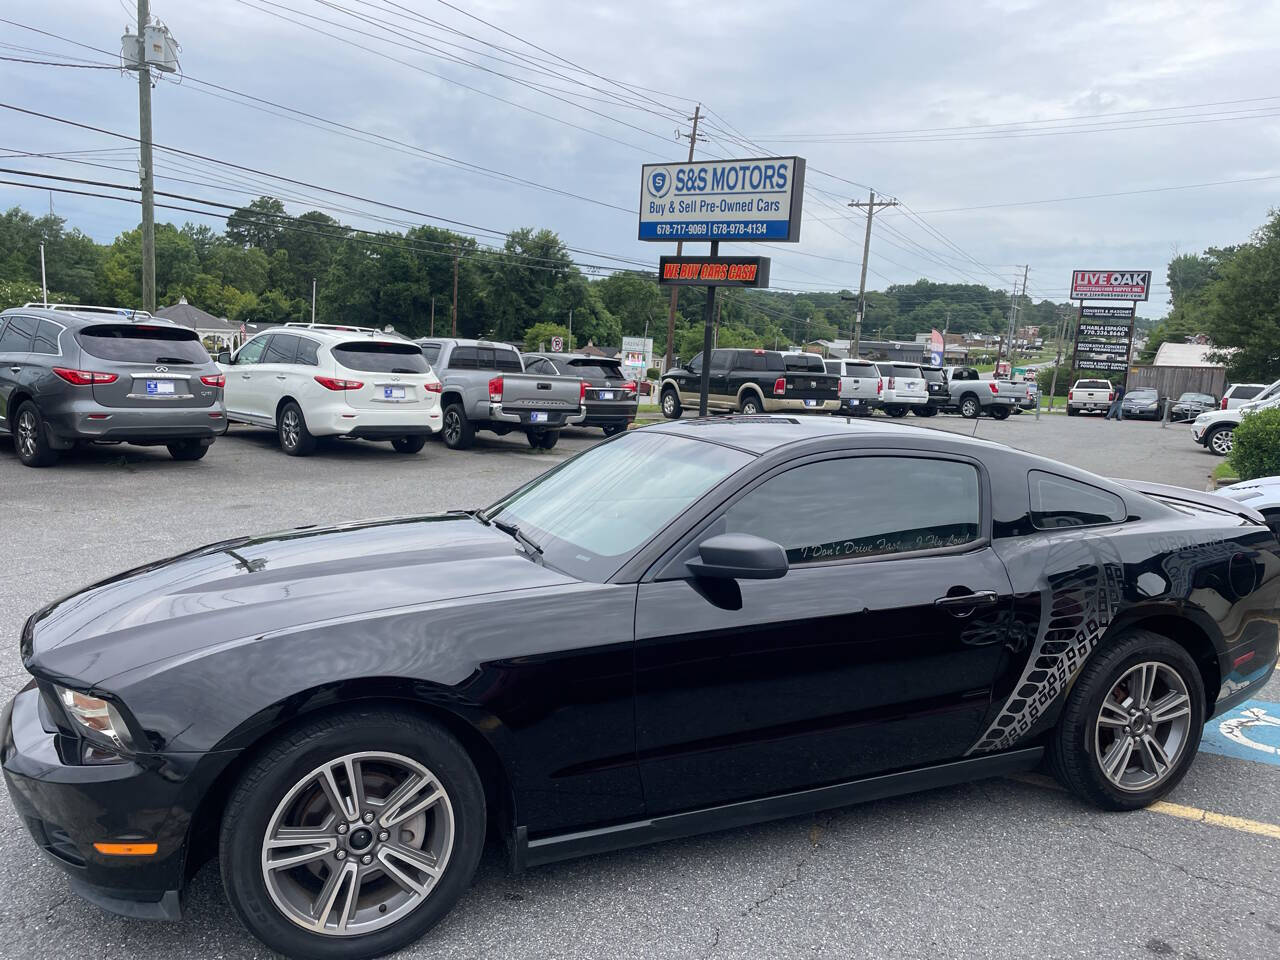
[0,304,226,467]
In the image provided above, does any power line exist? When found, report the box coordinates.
[908,174,1280,213]
[0,55,116,68]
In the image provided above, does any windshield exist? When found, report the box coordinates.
[920,368,945,382]
[565,359,624,380]
[485,431,751,582]
[892,365,923,378]
[1179,393,1214,403]
[1128,389,1157,400]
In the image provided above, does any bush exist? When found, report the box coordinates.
[645,367,660,379]
[1230,407,1280,480]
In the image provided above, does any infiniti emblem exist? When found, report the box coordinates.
[391,376,400,382]
[155,365,169,372]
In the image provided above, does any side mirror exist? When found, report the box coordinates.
[686,533,788,581]
[216,350,232,365]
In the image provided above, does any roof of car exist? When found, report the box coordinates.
[417,337,520,349]
[1,304,177,328]
[642,414,1004,455]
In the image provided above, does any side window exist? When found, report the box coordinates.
[1028,470,1127,529]
[687,352,703,375]
[295,338,320,366]
[0,315,37,353]
[449,346,478,369]
[710,350,733,373]
[1234,385,1263,400]
[235,336,269,365]
[474,347,497,370]
[32,320,62,355]
[724,456,982,564]
[261,334,299,365]
[420,343,441,365]
[527,358,555,375]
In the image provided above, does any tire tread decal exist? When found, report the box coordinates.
[969,550,1124,754]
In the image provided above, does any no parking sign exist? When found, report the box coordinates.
[551,336,564,352]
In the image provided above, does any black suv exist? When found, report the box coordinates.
[0,305,227,466]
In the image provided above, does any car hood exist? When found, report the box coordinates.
[21,512,576,685]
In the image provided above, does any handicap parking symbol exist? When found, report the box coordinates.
[1199,700,1280,767]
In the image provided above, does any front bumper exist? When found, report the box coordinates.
[1,684,214,920]
[764,398,841,413]
[490,402,586,428]
[44,399,228,448]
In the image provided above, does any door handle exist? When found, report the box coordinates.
[241,374,252,380]
[275,375,287,380]
[934,590,999,617]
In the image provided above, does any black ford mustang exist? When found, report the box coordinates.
[4,416,1278,959]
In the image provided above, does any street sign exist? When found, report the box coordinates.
[639,157,806,243]
[550,336,564,352]
[657,256,772,288]
[1070,271,1151,301]
[620,336,653,378]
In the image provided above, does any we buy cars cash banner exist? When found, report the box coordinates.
[1070,270,1151,301]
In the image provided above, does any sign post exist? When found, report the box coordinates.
[640,157,804,416]
[1068,270,1149,397]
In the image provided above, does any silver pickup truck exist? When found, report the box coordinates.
[416,338,585,449]
[943,366,1025,419]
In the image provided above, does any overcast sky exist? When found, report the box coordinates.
[2,0,1278,318]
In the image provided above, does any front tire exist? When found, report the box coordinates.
[1049,630,1204,811]
[13,401,59,467]
[988,405,1010,421]
[883,405,907,418]
[220,709,485,960]
[278,402,317,457]
[912,406,938,417]
[1206,425,1234,456]
[392,436,428,455]
[660,388,682,420]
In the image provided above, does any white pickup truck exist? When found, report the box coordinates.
[1067,379,1115,416]
[823,358,882,415]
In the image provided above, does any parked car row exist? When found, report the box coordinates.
[1191,379,1280,456]
[1068,379,1248,424]
[1,305,645,467]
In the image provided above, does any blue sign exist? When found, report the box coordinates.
[638,156,806,244]
[1199,698,1280,768]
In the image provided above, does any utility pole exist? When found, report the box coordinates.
[136,0,155,313]
[39,241,48,306]
[1043,304,1069,418]
[451,247,459,337]
[430,296,435,337]
[663,104,703,371]
[568,307,574,350]
[1004,264,1029,366]
[311,277,316,323]
[847,191,898,358]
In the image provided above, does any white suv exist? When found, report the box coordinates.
[218,325,442,456]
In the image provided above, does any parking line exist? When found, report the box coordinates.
[1009,773,1280,840]
[1146,800,1280,840]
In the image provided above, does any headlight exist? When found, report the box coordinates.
[55,685,133,750]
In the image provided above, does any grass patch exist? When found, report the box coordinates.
[1212,461,1239,484]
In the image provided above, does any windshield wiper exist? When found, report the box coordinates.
[492,518,543,561]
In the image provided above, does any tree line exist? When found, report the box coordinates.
[4,196,1093,358]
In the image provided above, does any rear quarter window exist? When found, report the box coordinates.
[333,342,430,374]
[1231,385,1264,400]
[1028,470,1127,529]
[76,324,210,364]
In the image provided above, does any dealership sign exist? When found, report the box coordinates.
[1073,304,1135,373]
[639,157,806,242]
[657,256,771,287]
[1070,270,1151,301]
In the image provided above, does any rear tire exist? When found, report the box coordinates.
[167,439,209,461]
[219,708,485,960]
[1206,425,1234,457]
[912,406,938,418]
[959,395,980,419]
[392,436,427,455]
[278,402,317,457]
[1048,630,1204,811]
[989,405,1010,421]
[441,404,474,450]
[884,405,907,418]
[602,424,625,437]
[739,394,762,416]
[660,388,682,420]
[13,401,59,467]
[1066,406,1078,417]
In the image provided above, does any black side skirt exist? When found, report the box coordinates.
[516,747,1043,870]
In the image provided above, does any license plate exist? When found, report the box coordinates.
[382,386,406,399]
[849,399,860,406]
[146,380,175,395]
[530,412,548,423]
[598,391,614,400]
[804,399,818,407]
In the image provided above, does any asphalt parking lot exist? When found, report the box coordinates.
[1,414,1276,960]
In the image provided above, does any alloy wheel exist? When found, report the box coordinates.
[16,410,37,459]
[444,410,461,445]
[1210,429,1233,455]
[261,751,455,937]
[662,393,676,416]
[281,410,301,451]
[1094,661,1192,793]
